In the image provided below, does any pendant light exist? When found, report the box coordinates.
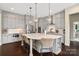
[47,3,56,32]
[34,3,38,33]
[34,3,38,22]
[48,3,51,23]
[26,6,32,33]
[29,6,32,25]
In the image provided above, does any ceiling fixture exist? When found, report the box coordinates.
[48,3,54,25]
[48,3,51,23]
[29,6,32,25]
[47,3,56,32]
[34,3,38,22]
[34,3,38,33]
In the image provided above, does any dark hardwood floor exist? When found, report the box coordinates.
[0,41,79,56]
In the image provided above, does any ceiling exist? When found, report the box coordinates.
[0,3,76,17]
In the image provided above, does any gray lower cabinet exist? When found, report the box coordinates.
[52,38,61,55]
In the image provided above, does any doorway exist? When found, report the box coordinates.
[69,13,79,55]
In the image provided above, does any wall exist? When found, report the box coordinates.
[70,13,79,41]
[65,4,79,46]
[0,10,1,45]
[24,15,34,33]
[38,16,50,32]
[1,10,34,44]
[53,11,65,44]
[2,10,25,44]
[2,11,25,29]
[53,10,65,29]
[38,10,65,34]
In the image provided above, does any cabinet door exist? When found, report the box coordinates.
[56,38,61,48]
[53,38,61,54]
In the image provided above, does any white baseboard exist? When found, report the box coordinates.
[2,39,21,45]
[65,41,70,46]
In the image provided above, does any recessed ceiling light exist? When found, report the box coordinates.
[10,8,14,10]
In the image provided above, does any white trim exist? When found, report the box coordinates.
[65,4,79,46]
[1,40,21,45]
[0,10,2,46]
